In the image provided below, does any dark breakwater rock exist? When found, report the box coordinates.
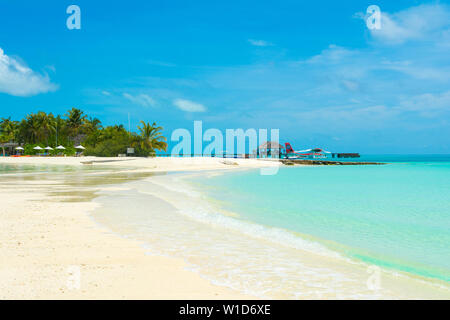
[280,160,386,166]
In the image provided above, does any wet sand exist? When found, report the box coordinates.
[0,157,277,299]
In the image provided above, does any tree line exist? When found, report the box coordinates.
[0,108,167,157]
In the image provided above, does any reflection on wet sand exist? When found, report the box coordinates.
[0,164,165,203]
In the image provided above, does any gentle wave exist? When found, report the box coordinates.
[92,170,450,299]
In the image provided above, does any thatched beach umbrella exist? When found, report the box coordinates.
[257,141,285,159]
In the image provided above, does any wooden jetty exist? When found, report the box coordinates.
[331,153,361,158]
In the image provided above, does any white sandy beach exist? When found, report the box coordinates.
[1,156,449,300]
[0,156,280,172]
[0,156,277,299]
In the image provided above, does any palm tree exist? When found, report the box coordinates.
[65,108,86,137]
[0,133,9,156]
[25,114,41,144]
[137,121,167,154]
[1,111,168,157]
[0,117,17,156]
[82,117,103,147]
[17,119,29,144]
[0,117,18,139]
[84,117,102,134]
[36,112,56,145]
[53,115,67,146]
[99,124,126,141]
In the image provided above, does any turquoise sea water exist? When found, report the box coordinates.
[2,157,449,296]
[188,155,450,283]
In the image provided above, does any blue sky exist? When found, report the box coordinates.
[0,0,449,153]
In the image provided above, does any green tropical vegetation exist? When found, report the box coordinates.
[0,108,167,157]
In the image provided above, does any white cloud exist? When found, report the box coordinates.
[0,48,57,96]
[297,105,394,123]
[173,99,206,112]
[368,4,450,44]
[341,80,360,91]
[397,91,450,116]
[248,39,273,47]
[380,60,450,81]
[306,45,356,64]
[123,93,156,107]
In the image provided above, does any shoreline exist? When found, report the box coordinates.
[0,156,280,170]
[1,156,449,299]
[108,171,450,299]
[91,171,450,299]
[0,157,278,299]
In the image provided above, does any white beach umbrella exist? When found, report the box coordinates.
[33,146,43,150]
[75,145,85,150]
[56,145,66,150]
[15,146,24,151]
[45,146,54,150]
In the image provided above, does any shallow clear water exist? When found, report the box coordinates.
[189,158,450,282]
[2,159,449,298]
[329,154,450,163]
